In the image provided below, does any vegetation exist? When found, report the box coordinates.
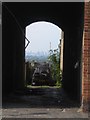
[48,49,62,87]
[27,85,61,89]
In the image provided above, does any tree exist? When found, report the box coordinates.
[48,48,62,86]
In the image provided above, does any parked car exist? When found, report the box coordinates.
[32,63,55,86]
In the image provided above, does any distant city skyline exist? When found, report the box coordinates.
[25,51,49,56]
[25,21,62,55]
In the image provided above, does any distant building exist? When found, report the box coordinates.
[60,31,64,71]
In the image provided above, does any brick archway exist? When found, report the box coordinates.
[2,2,90,112]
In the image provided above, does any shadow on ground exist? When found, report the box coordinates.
[2,87,80,109]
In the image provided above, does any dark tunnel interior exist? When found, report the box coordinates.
[2,2,84,105]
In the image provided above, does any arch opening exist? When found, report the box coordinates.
[25,21,63,89]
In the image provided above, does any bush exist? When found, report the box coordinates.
[48,49,62,86]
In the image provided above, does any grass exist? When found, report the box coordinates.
[27,85,61,89]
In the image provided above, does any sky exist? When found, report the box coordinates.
[25,21,61,55]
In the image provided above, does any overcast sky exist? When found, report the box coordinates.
[25,21,61,54]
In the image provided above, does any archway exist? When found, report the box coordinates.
[25,21,63,88]
[2,2,85,111]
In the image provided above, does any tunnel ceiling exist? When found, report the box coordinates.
[3,2,84,30]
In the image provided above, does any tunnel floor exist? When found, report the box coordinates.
[2,87,88,118]
[3,87,79,108]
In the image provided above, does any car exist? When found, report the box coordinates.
[32,63,52,86]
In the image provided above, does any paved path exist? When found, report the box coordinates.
[2,87,89,119]
[2,107,89,118]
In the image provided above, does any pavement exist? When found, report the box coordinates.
[2,87,89,119]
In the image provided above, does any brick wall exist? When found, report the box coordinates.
[82,1,90,112]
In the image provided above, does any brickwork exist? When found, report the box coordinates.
[82,2,90,112]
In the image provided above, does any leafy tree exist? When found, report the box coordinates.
[48,48,62,86]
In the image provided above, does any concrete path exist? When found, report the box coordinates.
[2,107,89,118]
